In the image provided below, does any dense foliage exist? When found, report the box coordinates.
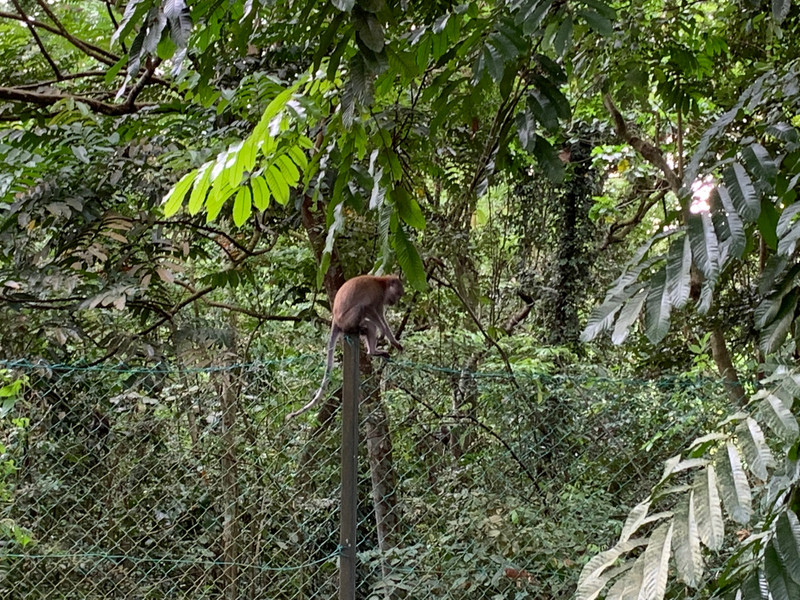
[1,0,800,598]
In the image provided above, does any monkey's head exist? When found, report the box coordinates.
[385,275,404,305]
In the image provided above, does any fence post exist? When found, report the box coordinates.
[340,333,360,600]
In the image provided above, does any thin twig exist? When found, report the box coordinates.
[430,273,520,390]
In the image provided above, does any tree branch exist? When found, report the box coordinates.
[9,0,61,80]
[0,9,118,66]
[123,57,161,109]
[204,300,307,323]
[33,0,119,63]
[430,273,520,390]
[602,188,668,249]
[603,92,683,196]
[0,86,153,115]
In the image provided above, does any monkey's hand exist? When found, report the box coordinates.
[368,349,391,358]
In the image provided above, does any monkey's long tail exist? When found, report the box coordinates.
[285,374,329,421]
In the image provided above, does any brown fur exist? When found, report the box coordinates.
[286,275,404,420]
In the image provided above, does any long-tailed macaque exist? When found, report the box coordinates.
[286,275,404,420]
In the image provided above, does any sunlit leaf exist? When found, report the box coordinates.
[724,163,761,223]
[163,170,196,216]
[736,418,775,480]
[673,491,703,587]
[715,442,752,524]
[232,186,252,227]
[694,466,724,551]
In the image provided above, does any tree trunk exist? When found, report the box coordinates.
[548,135,595,346]
[710,327,747,406]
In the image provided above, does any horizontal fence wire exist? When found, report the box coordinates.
[0,358,730,599]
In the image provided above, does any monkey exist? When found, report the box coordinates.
[286,275,404,420]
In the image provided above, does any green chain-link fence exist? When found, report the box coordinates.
[0,358,729,599]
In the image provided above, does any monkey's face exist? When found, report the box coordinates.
[386,277,404,305]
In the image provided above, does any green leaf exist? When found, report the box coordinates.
[104,56,127,85]
[205,180,232,222]
[576,538,649,600]
[253,84,299,139]
[527,91,559,133]
[611,288,646,345]
[287,145,309,172]
[251,176,271,211]
[393,226,427,291]
[163,170,196,216]
[355,12,385,53]
[553,15,573,57]
[533,135,565,184]
[665,235,691,309]
[111,0,147,47]
[619,500,652,543]
[775,511,800,586]
[644,269,671,344]
[736,418,775,480]
[693,466,724,551]
[715,442,752,524]
[772,0,791,23]
[758,290,799,354]
[758,392,800,444]
[582,0,617,20]
[738,572,768,600]
[394,187,426,230]
[776,202,800,255]
[331,0,355,12]
[515,0,554,35]
[187,162,213,215]
[673,491,703,587]
[765,542,800,600]
[581,299,623,342]
[265,164,290,205]
[687,212,719,281]
[724,163,761,223]
[578,9,613,35]
[516,109,537,152]
[716,186,747,261]
[758,198,780,251]
[232,186,252,227]
[759,255,790,295]
[533,75,571,121]
[276,154,301,187]
[640,522,673,600]
[743,143,778,188]
[605,554,645,600]
[684,75,768,184]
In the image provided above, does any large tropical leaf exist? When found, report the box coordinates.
[665,235,691,309]
[736,418,775,480]
[715,442,752,524]
[672,491,703,587]
[644,269,671,344]
[723,163,761,223]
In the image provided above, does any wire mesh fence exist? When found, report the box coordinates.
[0,357,729,599]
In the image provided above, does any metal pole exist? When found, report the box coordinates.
[339,334,359,600]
